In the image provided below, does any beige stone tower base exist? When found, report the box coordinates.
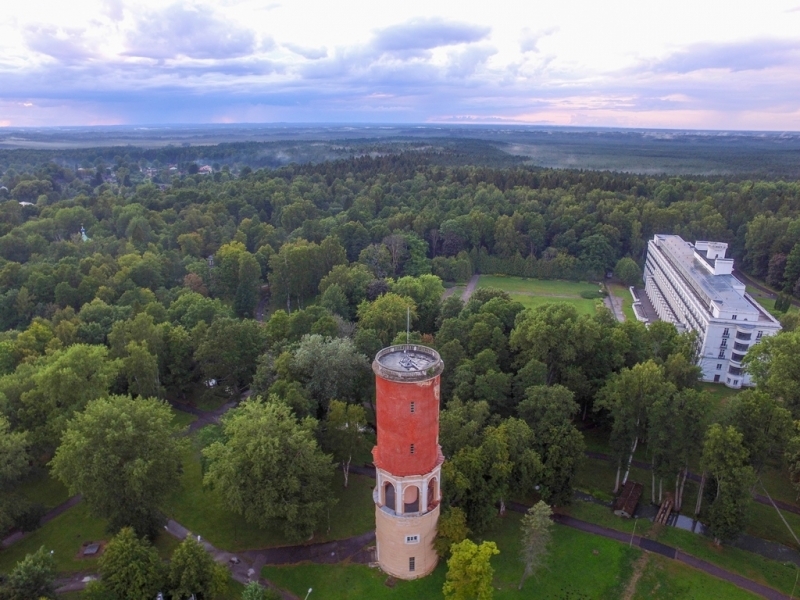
[375,503,440,578]
[373,463,442,579]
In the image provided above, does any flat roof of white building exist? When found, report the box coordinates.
[654,235,775,322]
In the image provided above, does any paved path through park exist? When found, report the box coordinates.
[460,274,480,303]
[13,390,795,599]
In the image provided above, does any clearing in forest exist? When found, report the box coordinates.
[477,275,603,316]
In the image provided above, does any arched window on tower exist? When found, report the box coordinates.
[404,485,420,513]
[384,482,395,512]
[427,477,438,509]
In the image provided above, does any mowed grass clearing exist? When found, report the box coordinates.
[478,276,603,316]
[478,275,600,296]
[632,553,760,600]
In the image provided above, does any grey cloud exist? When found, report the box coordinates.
[285,43,328,60]
[447,46,497,78]
[644,38,800,73]
[104,0,124,21]
[124,5,257,59]
[519,27,557,53]
[24,26,96,61]
[373,18,490,54]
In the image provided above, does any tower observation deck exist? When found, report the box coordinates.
[372,344,444,579]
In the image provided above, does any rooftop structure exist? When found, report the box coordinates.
[644,234,781,389]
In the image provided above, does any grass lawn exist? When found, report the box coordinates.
[170,407,198,430]
[476,275,604,316]
[746,501,800,549]
[0,503,180,575]
[569,497,800,597]
[16,468,71,510]
[565,501,655,539]
[478,275,600,296]
[264,513,641,600]
[632,553,760,599]
[607,283,636,321]
[0,503,106,574]
[162,450,376,551]
[698,382,743,415]
[656,525,799,596]
[759,464,798,506]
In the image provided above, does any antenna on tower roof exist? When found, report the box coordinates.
[406,306,410,346]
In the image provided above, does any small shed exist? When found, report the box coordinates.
[613,481,643,518]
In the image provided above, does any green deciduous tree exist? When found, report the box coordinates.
[195,318,266,397]
[4,343,120,449]
[289,335,371,413]
[743,329,800,417]
[701,424,755,544]
[0,419,31,532]
[518,385,585,505]
[595,361,674,493]
[518,501,553,589]
[435,507,470,559]
[727,390,793,475]
[323,400,370,487]
[647,389,711,510]
[98,527,163,600]
[443,539,499,600]
[168,536,228,600]
[50,395,186,538]
[203,398,336,540]
[613,257,642,286]
[0,546,56,600]
[356,293,417,347]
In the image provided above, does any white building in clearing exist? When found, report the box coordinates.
[644,234,781,389]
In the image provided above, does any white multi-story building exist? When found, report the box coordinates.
[644,234,781,389]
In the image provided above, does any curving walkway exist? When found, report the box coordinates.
[9,396,797,599]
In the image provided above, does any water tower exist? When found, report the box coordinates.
[372,344,444,579]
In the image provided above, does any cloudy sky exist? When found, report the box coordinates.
[1,0,800,130]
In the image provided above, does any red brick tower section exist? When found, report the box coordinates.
[372,344,444,580]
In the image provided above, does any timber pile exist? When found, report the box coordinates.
[613,481,643,518]
[655,492,674,525]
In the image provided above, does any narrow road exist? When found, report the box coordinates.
[460,274,480,303]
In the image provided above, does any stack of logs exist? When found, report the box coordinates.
[655,492,674,525]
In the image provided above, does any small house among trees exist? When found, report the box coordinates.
[613,481,643,518]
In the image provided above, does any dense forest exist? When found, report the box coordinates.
[2,146,800,595]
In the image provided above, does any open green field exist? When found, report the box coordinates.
[568,500,798,596]
[0,502,180,575]
[477,276,603,316]
[163,450,376,551]
[657,525,798,595]
[478,275,600,296]
[633,553,760,600]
